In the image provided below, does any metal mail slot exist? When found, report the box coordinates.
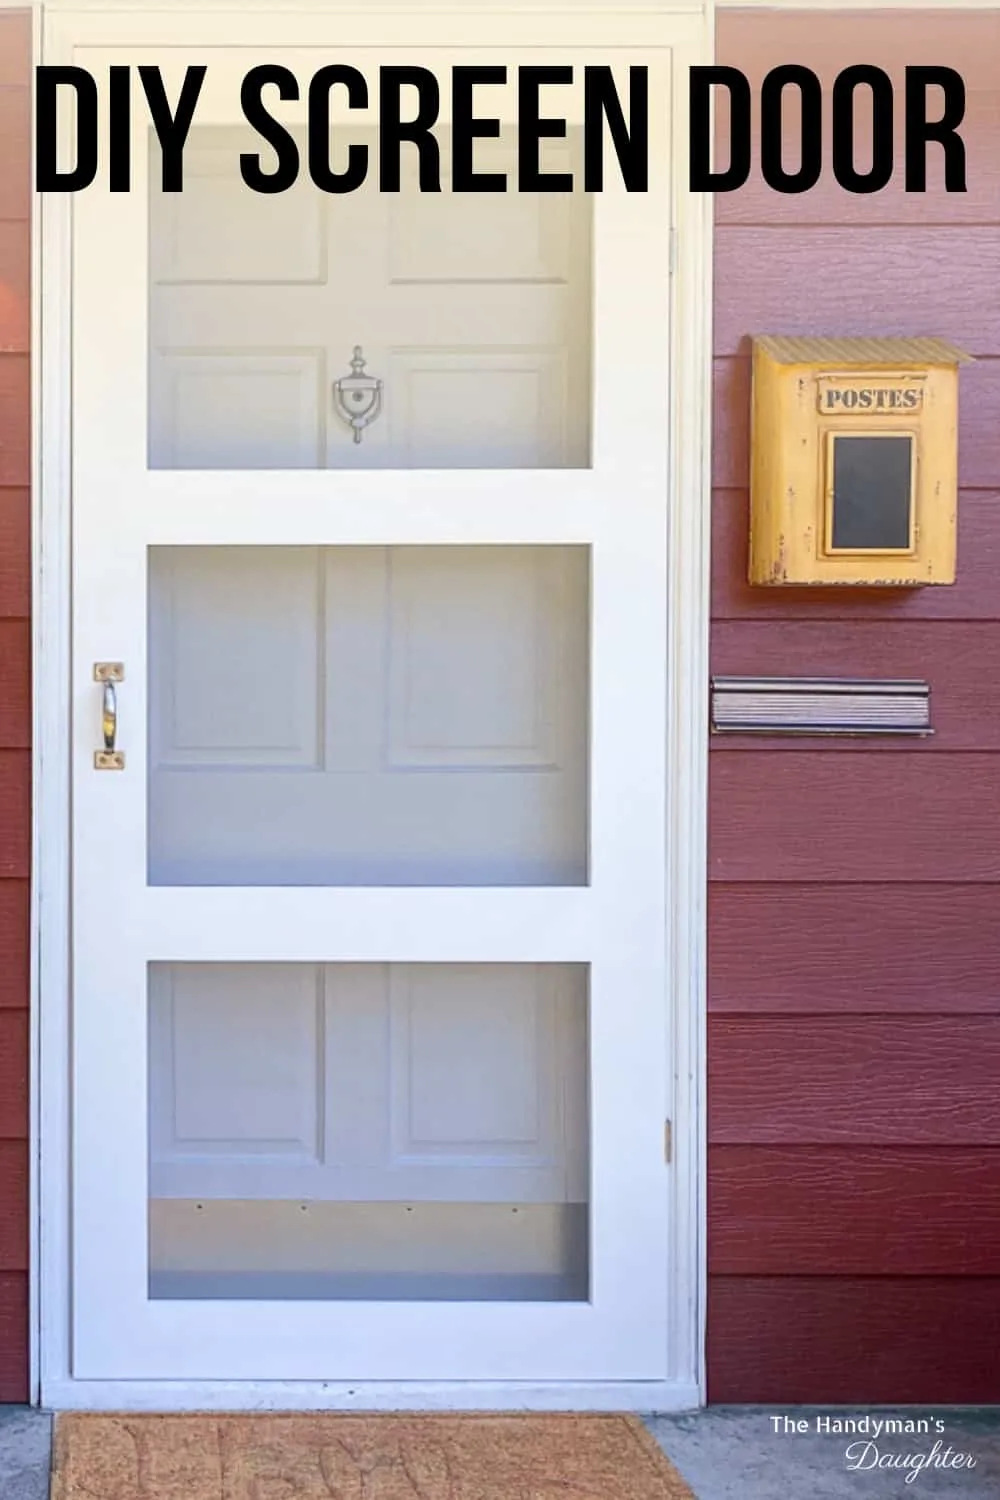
[710,677,932,736]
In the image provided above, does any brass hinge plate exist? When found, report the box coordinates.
[94,662,125,684]
[94,750,125,771]
[664,1119,672,1164]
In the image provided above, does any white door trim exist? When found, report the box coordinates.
[7,0,1000,13]
[34,0,713,1411]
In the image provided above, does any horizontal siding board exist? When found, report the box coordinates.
[0,91,29,222]
[0,1010,27,1139]
[715,89,1000,229]
[0,17,29,91]
[0,882,27,1011]
[715,228,1000,358]
[711,622,1000,752]
[712,359,750,490]
[709,1016,1000,1145]
[709,883,1000,1015]
[0,1274,26,1403]
[0,620,29,748]
[713,355,1000,495]
[710,752,1000,882]
[0,1142,27,1272]
[718,10,1000,92]
[0,751,29,879]
[708,1276,1000,1404]
[0,489,28,619]
[710,1145,1000,1275]
[0,356,29,487]
[715,13,1000,231]
[713,488,1000,624]
[0,227,28,355]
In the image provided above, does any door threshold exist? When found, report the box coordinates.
[40,1378,701,1414]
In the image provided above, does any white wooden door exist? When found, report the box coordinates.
[71,36,674,1383]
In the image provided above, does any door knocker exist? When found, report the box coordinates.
[332,346,383,444]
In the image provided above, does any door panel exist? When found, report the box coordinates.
[148,961,589,1303]
[149,126,591,470]
[149,962,588,1204]
[148,545,590,886]
[72,40,673,1382]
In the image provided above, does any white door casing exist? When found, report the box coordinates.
[37,3,713,1410]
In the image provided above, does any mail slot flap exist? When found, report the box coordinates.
[711,677,932,735]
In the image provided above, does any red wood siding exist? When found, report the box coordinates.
[710,1017,1000,1144]
[710,884,1000,1014]
[711,1147,1000,1276]
[0,10,31,1403]
[709,9,1000,1404]
[711,755,1000,882]
[709,1278,1000,1405]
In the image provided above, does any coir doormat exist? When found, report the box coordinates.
[52,1412,696,1500]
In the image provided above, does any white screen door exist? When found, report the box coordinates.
[71,36,674,1382]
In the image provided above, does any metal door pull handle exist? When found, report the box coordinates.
[94,662,125,770]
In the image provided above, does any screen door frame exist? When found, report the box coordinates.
[35,0,713,1411]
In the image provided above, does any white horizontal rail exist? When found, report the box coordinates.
[140,885,605,962]
[118,470,612,546]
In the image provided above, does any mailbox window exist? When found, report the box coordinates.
[828,434,914,552]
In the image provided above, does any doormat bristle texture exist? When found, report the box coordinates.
[52,1412,696,1500]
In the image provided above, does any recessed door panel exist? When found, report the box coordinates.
[148,962,589,1303]
[148,545,590,886]
[149,126,592,471]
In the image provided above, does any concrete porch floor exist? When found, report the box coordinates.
[0,1409,50,1500]
[646,1409,1000,1498]
[3,1405,1000,1498]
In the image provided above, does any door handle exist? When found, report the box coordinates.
[102,680,117,750]
[94,662,125,770]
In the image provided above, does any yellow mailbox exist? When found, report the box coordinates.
[749,336,972,586]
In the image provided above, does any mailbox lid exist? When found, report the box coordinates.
[752,335,974,368]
